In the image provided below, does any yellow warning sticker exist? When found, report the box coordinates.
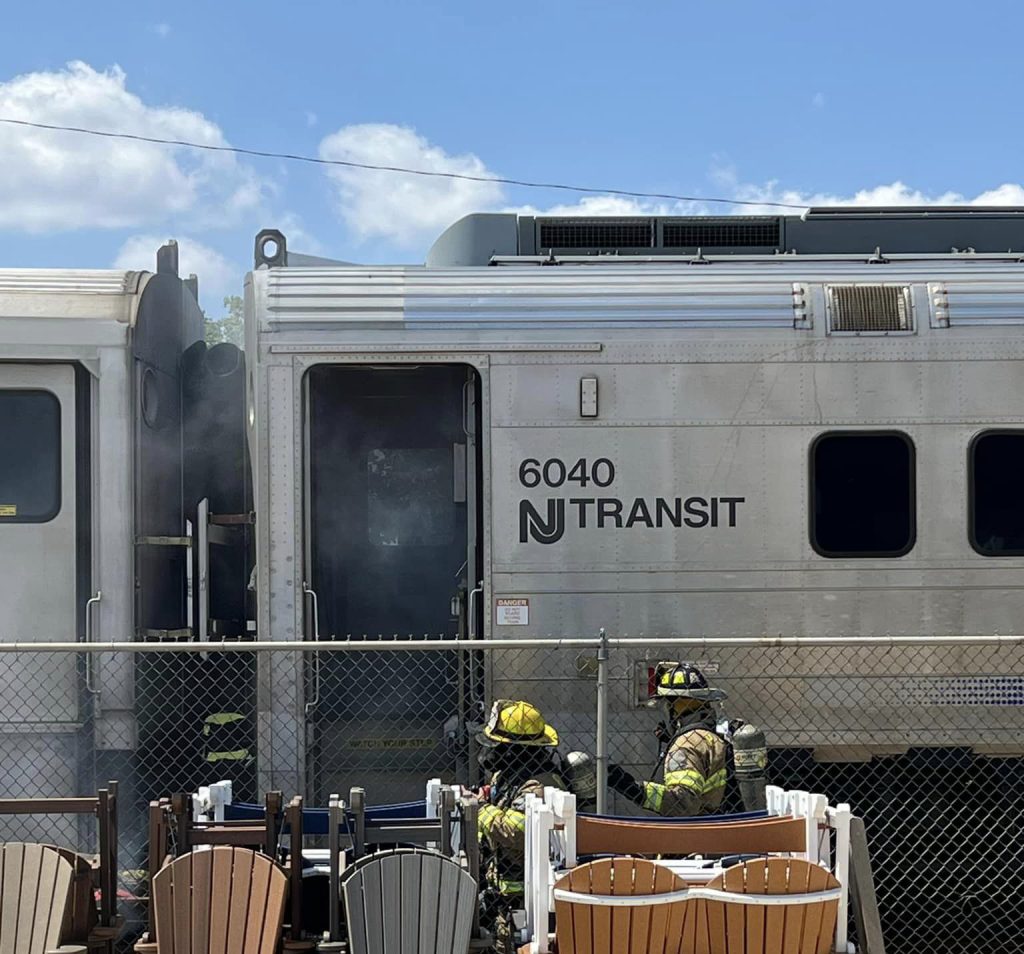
[350,738,436,751]
[0,505,16,517]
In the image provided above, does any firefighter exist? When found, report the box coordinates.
[608,661,768,816]
[475,699,568,954]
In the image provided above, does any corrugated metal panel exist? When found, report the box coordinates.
[262,268,803,330]
[930,281,1024,326]
[0,270,137,295]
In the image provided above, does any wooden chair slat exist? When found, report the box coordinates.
[243,850,272,954]
[627,860,654,954]
[779,859,808,954]
[153,854,176,954]
[362,861,385,954]
[691,898,709,954]
[261,862,288,954]
[450,864,477,954]
[381,854,402,954]
[416,854,441,954]
[763,859,789,953]
[399,854,420,954]
[171,852,193,954]
[225,849,253,954]
[798,863,828,954]
[208,846,233,953]
[722,862,747,954]
[589,855,612,954]
[646,863,676,954]
[30,847,61,952]
[15,843,38,953]
[567,864,594,954]
[190,850,212,954]
[743,858,767,954]
[344,870,370,954]
[433,857,458,954]
[0,842,13,954]
[609,858,633,954]
[663,868,689,954]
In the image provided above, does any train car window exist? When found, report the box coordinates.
[970,432,1024,556]
[0,390,61,523]
[811,432,915,557]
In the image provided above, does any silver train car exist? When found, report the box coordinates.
[0,241,249,832]
[247,208,1024,798]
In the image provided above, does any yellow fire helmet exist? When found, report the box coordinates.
[477,699,559,747]
[654,661,727,702]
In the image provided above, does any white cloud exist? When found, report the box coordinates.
[811,92,825,109]
[305,110,318,128]
[151,23,171,38]
[0,61,263,233]
[719,174,1024,215]
[318,123,504,246]
[113,235,240,304]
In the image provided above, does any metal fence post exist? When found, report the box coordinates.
[595,628,609,815]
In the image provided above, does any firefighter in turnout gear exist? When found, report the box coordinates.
[608,662,768,816]
[475,699,568,954]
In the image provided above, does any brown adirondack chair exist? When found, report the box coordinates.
[146,846,288,954]
[551,858,691,954]
[0,842,86,954]
[694,858,842,954]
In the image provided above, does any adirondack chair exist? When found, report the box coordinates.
[0,842,86,954]
[341,847,476,954]
[522,786,855,954]
[145,846,288,954]
[0,782,120,952]
[551,858,691,954]
[695,858,842,954]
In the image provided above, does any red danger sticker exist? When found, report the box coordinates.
[495,598,529,626]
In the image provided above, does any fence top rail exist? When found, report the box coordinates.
[0,797,102,814]
[0,634,1023,652]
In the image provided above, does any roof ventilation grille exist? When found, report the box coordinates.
[538,219,652,249]
[827,285,913,333]
[663,218,780,248]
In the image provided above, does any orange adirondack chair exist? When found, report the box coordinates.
[693,858,842,954]
[552,858,692,954]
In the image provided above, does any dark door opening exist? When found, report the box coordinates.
[305,364,482,799]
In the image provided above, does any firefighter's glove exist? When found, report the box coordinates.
[607,763,645,805]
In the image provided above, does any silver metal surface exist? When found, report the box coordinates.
[250,255,1024,759]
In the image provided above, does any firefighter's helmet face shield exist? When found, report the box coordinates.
[669,697,705,720]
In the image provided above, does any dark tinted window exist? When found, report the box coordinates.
[0,390,61,523]
[971,432,1024,555]
[811,432,915,557]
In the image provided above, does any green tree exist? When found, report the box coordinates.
[204,295,244,348]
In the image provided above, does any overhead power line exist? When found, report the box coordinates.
[0,116,808,211]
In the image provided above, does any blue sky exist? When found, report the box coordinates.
[2,1,1024,313]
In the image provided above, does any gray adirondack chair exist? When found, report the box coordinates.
[342,847,476,954]
[0,842,87,954]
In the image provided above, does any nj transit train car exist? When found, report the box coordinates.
[0,242,249,830]
[247,209,1024,799]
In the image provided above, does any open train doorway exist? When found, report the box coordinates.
[304,364,483,801]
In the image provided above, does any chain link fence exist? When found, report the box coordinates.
[0,636,1021,953]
